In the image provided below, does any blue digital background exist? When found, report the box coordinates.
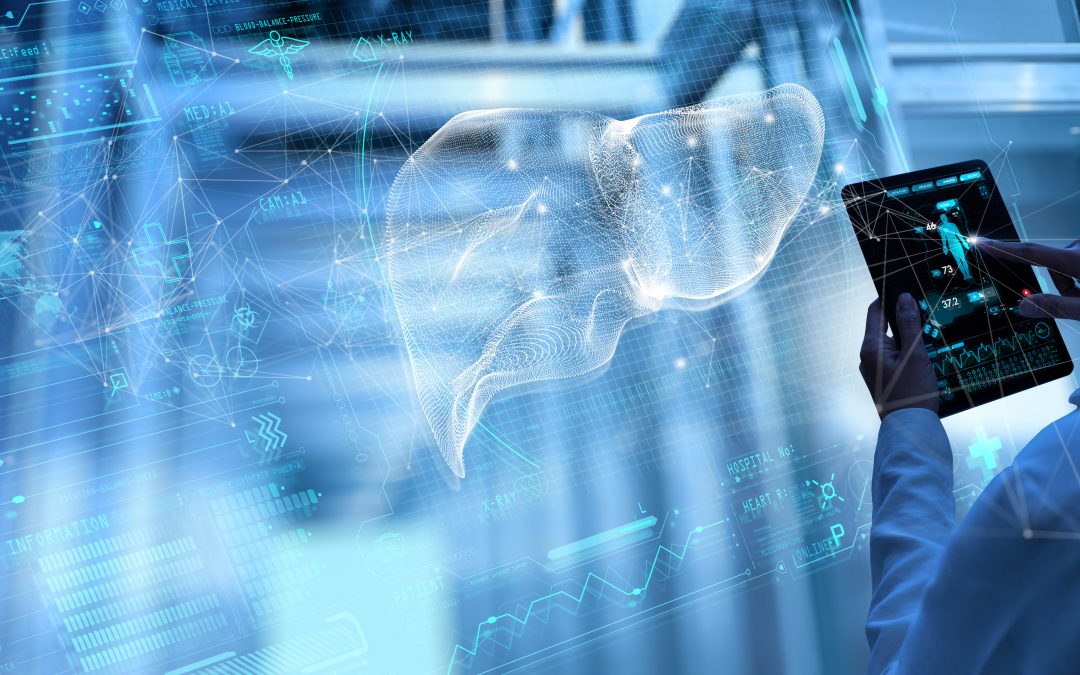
[1,1,1079,673]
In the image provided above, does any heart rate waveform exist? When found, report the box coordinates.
[932,323,1051,376]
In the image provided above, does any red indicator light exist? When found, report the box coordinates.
[1022,289,1031,296]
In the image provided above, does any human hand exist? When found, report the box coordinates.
[977,238,1080,320]
[860,294,940,419]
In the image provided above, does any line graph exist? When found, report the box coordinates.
[446,517,739,673]
[932,323,1049,375]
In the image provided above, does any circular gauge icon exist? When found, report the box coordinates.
[1035,322,1051,340]
[189,354,222,387]
[226,345,260,378]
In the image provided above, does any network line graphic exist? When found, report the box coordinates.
[0,0,1037,673]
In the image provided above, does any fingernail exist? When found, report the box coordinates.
[899,293,915,310]
[1019,298,1039,317]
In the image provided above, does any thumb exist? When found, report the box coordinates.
[895,293,923,351]
[1019,293,1080,321]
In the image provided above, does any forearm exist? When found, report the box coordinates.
[865,408,956,675]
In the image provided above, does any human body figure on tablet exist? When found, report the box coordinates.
[937,214,972,281]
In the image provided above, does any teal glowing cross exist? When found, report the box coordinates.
[132,222,191,284]
[967,426,1002,483]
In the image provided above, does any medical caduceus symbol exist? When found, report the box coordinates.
[248,30,310,80]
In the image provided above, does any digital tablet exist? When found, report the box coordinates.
[842,159,1073,415]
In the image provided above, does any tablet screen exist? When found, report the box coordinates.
[842,160,1073,415]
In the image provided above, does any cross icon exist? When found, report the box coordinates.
[967,426,1003,483]
[132,222,191,284]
